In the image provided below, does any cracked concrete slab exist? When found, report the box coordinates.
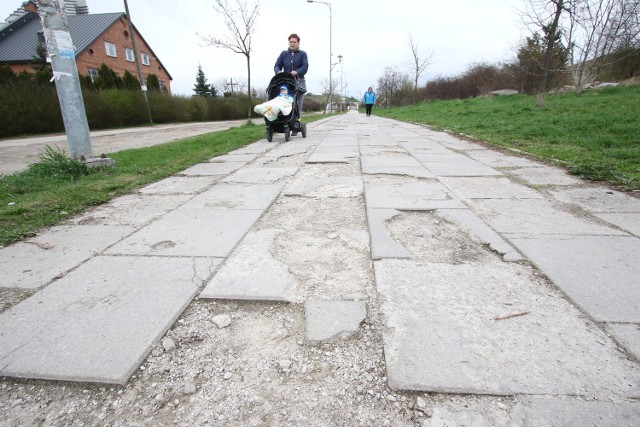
[414,153,502,176]
[305,300,367,344]
[505,166,582,186]
[365,181,465,210]
[105,208,264,257]
[71,194,192,227]
[307,144,359,163]
[221,166,298,184]
[139,176,217,195]
[179,162,245,176]
[359,146,406,156]
[428,137,483,150]
[594,213,640,237]
[510,397,640,427]
[228,142,273,155]
[438,176,543,200]
[375,259,640,396]
[180,183,282,210]
[469,198,627,237]
[550,187,640,213]
[465,149,542,168]
[361,155,423,168]
[367,208,411,259]
[399,141,454,155]
[200,229,300,302]
[362,165,434,178]
[510,236,640,322]
[210,153,257,163]
[435,209,523,261]
[607,324,640,362]
[0,255,218,384]
[283,175,363,198]
[262,144,312,159]
[1,224,136,289]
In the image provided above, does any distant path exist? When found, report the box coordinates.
[0,120,259,175]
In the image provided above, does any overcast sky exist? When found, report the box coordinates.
[1,0,527,98]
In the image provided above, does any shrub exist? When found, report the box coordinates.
[27,146,89,181]
[0,83,62,137]
[0,62,252,137]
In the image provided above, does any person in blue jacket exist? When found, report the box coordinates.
[363,87,376,116]
[274,33,308,134]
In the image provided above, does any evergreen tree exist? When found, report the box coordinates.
[0,65,18,86]
[94,63,124,90]
[123,70,140,90]
[514,31,568,94]
[146,74,161,92]
[193,64,211,96]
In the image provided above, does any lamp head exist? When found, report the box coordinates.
[307,0,313,2]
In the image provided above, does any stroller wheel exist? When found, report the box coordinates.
[285,130,291,142]
[301,122,307,138]
[266,130,273,142]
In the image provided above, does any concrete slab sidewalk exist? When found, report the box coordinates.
[1,111,639,422]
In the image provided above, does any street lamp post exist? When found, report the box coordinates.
[331,55,341,109]
[307,0,332,113]
[338,54,343,111]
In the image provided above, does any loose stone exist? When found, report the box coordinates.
[162,337,176,352]
[212,315,232,329]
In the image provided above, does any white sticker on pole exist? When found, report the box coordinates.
[50,71,74,82]
[53,30,75,59]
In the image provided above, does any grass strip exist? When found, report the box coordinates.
[0,122,264,246]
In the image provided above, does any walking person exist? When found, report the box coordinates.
[274,33,308,135]
[363,87,376,116]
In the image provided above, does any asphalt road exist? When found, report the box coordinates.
[0,120,258,175]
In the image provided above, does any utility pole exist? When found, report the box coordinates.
[123,0,152,123]
[34,0,92,160]
[226,78,238,95]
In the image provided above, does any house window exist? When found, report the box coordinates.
[159,81,165,91]
[104,41,116,57]
[141,52,150,66]
[88,68,98,82]
[125,48,135,62]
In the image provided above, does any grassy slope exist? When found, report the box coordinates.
[375,85,640,189]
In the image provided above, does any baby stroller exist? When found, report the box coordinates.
[263,73,307,142]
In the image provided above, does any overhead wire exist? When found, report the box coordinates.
[136,0,209,35]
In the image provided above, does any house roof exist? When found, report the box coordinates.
[0,12,172,81]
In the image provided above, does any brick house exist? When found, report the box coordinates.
[0,1,172,93]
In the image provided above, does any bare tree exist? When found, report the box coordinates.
[521,0,568,107]
[406,34,435,103]
[204,0,259,118]
[319,77,339,113]
[376,67,413,108]
[565,0,640,91]
[523,0,640,98]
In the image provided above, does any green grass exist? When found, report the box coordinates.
[375,85,640,190]
[0,122,264,246]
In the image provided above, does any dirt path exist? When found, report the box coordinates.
[0,120,257,175]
